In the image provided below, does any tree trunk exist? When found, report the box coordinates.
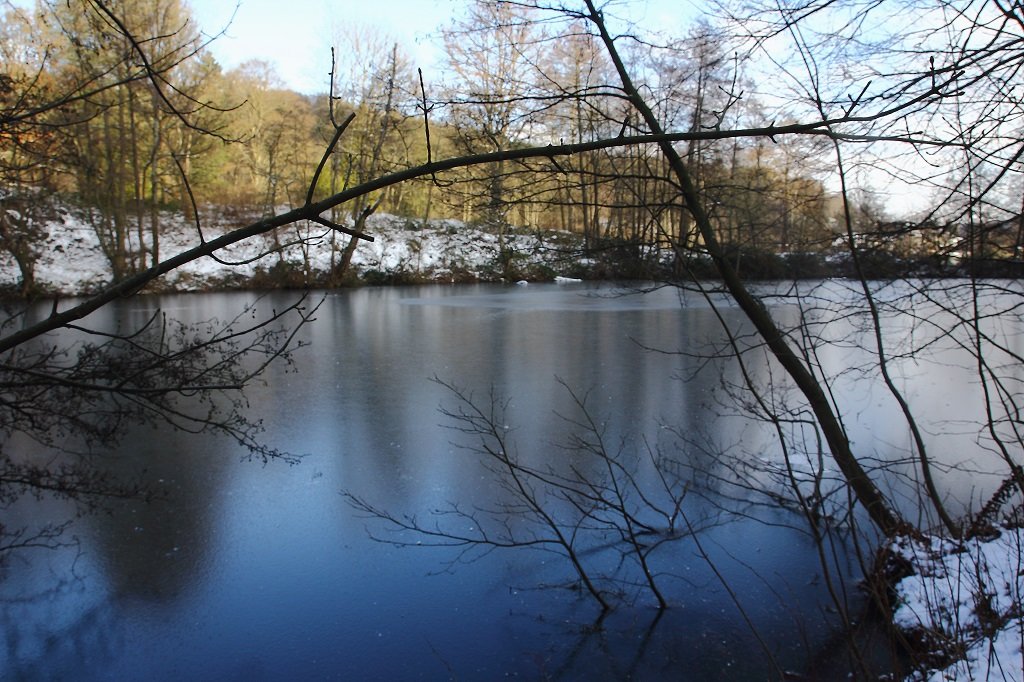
[585,0,901,536]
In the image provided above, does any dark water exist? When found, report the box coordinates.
[1,281,1014,680]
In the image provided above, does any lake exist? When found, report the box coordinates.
[2,280,1014,680]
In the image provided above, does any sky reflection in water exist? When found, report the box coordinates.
[4,281,998,680]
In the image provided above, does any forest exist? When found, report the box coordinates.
[3,0,1010,296]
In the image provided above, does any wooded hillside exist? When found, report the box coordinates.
[0,0,890,292]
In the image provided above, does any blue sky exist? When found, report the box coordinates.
[189,0,689,93]
[190,0,462,93]
[2,1,697,94]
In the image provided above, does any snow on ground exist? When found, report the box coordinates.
[891,528,1024,681]
[0,207,585,295]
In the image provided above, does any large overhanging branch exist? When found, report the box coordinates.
[0,104,959,356]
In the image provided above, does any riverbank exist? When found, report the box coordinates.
[889,527,1024,681]
[4,205,1014,299]
[0,207,613,297]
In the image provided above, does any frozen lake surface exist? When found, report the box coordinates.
[6,280,1003,680]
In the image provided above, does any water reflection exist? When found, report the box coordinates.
[2,282,1013,679]
[85,431,226,603]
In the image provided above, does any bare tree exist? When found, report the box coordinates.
[440,1,549,273]
[346,378,699,612]
[324,29,415,282]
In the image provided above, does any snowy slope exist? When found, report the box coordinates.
[0,207,585,295]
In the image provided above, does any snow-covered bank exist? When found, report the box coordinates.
[0,207,593,296]
[890,528,1024,681]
